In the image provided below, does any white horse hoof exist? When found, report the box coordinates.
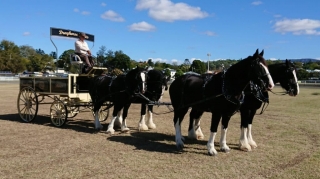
[147,123,156,129]
[138,124,149,131]
[249,141,257,149]
[220,147,231,153]
[121,127,130,133]
[239,143,252,152]
[106,128,115,134]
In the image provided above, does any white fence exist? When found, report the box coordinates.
[0,76,19,81]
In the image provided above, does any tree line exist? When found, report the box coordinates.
[0,39,319,80]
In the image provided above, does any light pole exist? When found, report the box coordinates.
[207,53,211,73]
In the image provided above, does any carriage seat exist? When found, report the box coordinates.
[70,54,83,64]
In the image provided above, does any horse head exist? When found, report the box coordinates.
[145,70,169,100]
[248,49,274,91]
[279,59,299,96]
[125,66,146,94]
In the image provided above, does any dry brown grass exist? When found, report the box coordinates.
[0,82,319,179]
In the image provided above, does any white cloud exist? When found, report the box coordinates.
[153,58,167,63]
[274,18,320,35]
[136,0,208,22]
[101,3,106,6]
[23,32,30,36]
[204,31,216,36]
[81,11,90,15]
[74,8,90,15]
[251,1,262,6]
[101,10,125,22]
[128,21,156,31]
[269,58,278,61]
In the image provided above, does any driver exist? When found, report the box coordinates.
[75,32,94,72]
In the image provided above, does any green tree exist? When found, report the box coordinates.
[0,40,25,73]
[174,69,184,78]
[190,59,206,74]
[108,50,131,70]
[147,59,154,67]
[96,45,107,66]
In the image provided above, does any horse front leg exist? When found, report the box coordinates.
[188,109,204,140]
[93,103,103,130]
[247,109,258,149]
[239,108,252,151]
[106,106,121,134]
[220,114,231,153]
[138,104,148,131]
[146,105,156,129]
[207,112,221,156]
[114,109,123,128]
[120,103,131,132]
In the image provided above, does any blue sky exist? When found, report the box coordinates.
[1,0,319,64]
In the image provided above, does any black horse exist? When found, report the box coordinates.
[237,59,299,151]
[187,58,299,152]
[137,69,169,131]
[169,49,274,156]
[89,66,146,132]
[112,69,170,131]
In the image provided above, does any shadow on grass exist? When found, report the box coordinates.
[107,130,240,155]
[0,113,100,134]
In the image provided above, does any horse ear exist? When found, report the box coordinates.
[286,59,289,67]
[259,49,264,57]
[254,49,259,56]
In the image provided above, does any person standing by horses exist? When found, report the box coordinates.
[75,32,94,72]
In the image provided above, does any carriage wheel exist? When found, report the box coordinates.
[50,99,68,127]
[98,101,111,122]
[17,87,38,122]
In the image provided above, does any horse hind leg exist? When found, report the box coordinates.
[174,107,188,151]
[188,109,204,140]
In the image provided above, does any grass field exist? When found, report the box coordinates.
[0,82,319,179]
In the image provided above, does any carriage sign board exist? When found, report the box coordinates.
[50,27,94,42]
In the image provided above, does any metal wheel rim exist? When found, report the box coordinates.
[98,101,111,122]
[50,100,67,127]
[17,87,38,122]
[67,106,79,118]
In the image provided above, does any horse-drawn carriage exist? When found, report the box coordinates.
[17,67,112,127]
[17,28,111,127]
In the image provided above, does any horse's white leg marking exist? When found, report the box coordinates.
[207,132,218,156]
[94,111,103,130]
[293,70,300,95]
[239,127,252,151]
[175,119,184,150]
[247,124,257,148]
[106,116,116,134]
[146,110,156,129]
[121,117,130,133]
[261,63,275,89]
[220,125,230,152]
[188,118,204,140]
[138,114,148,131]
[114,110,122,128]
